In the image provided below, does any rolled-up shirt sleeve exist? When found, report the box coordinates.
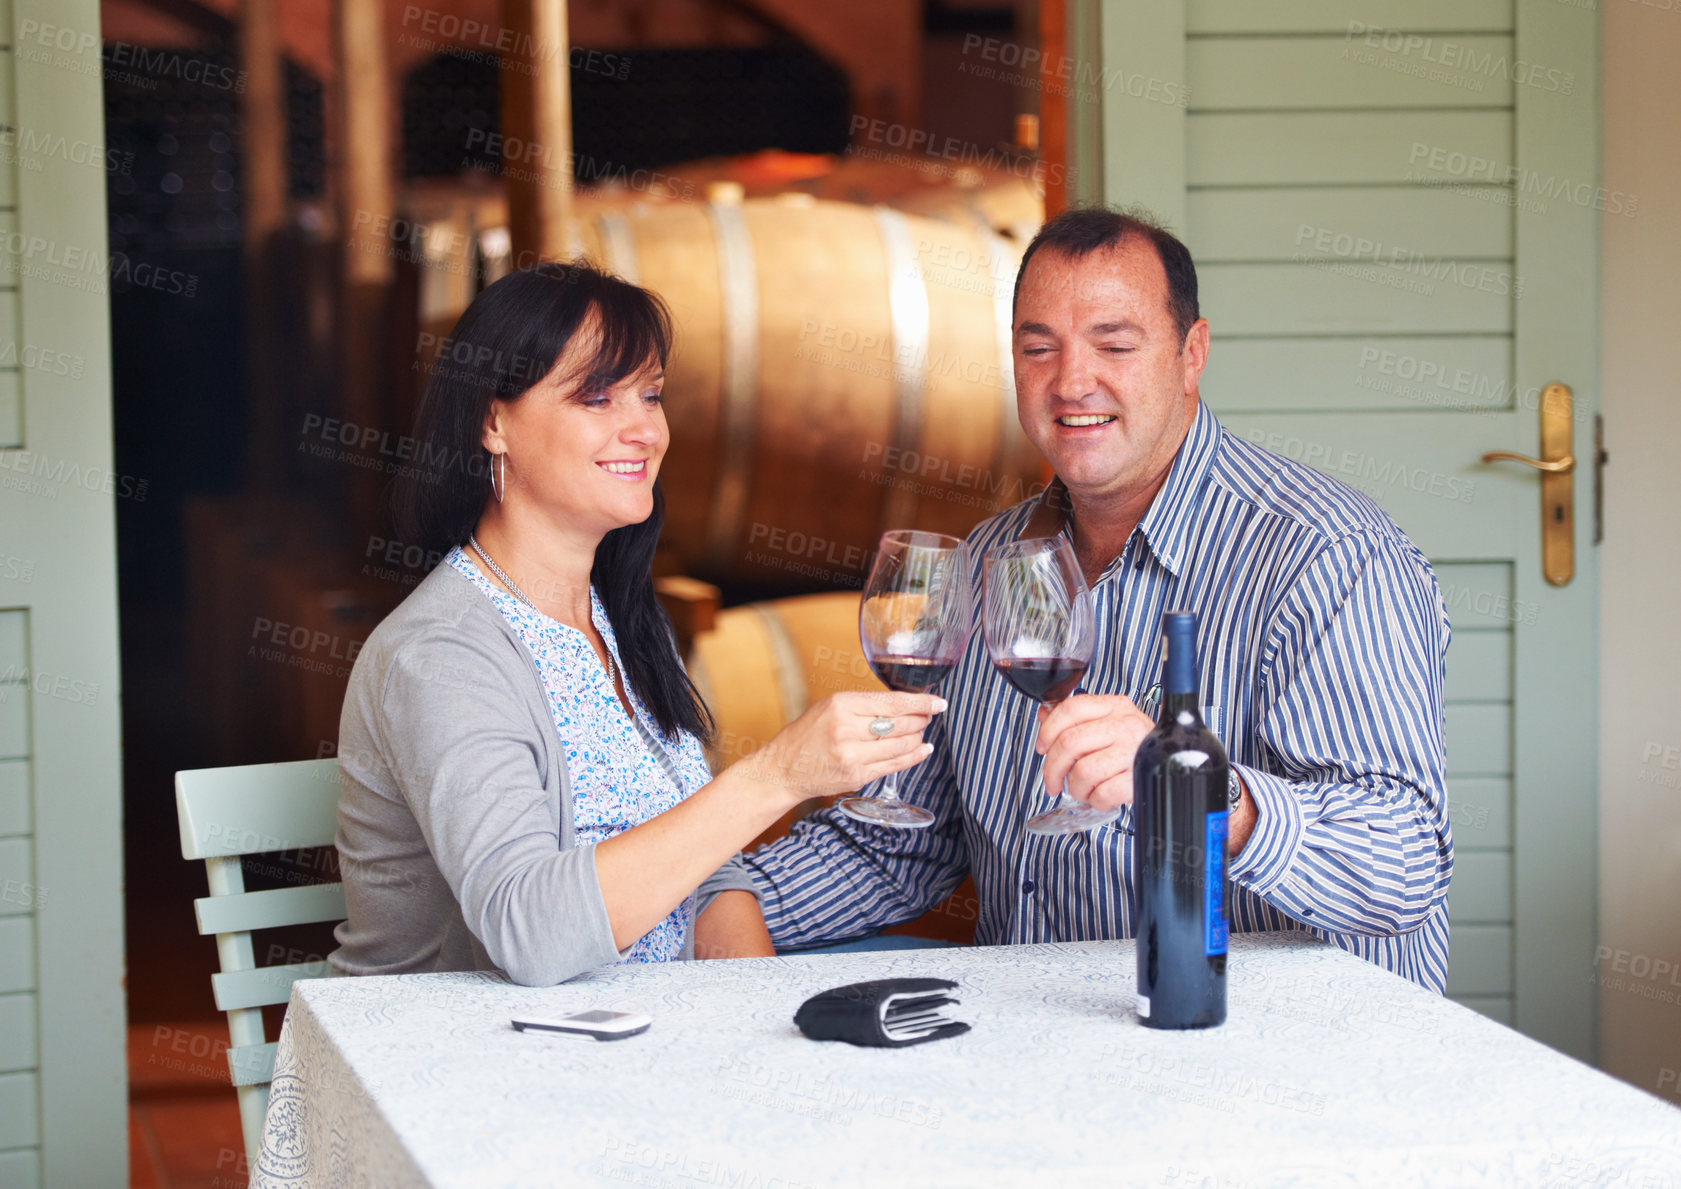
[695,854,763,919]
[376,636,622,986]
[1229,529,1453,938]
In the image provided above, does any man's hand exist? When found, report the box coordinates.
[1040,694,1261,857]
[1035,694,1155,812]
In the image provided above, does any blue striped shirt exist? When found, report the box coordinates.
[744,401,1454,992]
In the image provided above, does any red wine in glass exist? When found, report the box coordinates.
[839,531,972,830]
[981,536,1119,835]
[994,656,1088,705]
[869,655,956,693]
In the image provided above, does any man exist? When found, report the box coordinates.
[744,207,1454,991]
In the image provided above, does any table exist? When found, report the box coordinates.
[253,934,1681,1187]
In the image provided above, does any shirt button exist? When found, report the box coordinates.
[1021,879,1035,894]
[1134,556,1146,571]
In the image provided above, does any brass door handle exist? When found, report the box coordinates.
[1477,382,1575,586]
[1480,450,1576,474]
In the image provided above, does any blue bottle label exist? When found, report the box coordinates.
[1205,810,1229,956]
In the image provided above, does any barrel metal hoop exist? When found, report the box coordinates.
[705,202,759,571]
[751,605,809,724]
[872,206,932,535]
[989,231,1022,495]
[595,211,640,284]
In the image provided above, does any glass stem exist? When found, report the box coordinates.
[1036,703,1068,807]
[878,771,901,802]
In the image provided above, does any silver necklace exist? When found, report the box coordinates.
[468,534,618,691]
[468,537,687,798]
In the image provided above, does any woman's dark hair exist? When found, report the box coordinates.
[391,260,714,743]
[1012,206,1201,343]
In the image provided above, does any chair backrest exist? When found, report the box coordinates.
[175,758,346,1175]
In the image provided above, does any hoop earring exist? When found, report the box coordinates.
[490,452,506,503]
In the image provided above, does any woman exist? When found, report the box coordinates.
[329,262,941,984]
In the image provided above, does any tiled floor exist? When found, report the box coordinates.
[128,1020,249,1189]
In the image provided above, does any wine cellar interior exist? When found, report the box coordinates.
[0,0,1657,1179]
[108,0,1071,1031]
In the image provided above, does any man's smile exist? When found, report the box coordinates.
[1056,413,1118,429]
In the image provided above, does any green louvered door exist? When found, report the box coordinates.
[1092,0,1599,1059]
[0,1,128,1184]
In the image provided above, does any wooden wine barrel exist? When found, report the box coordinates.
[687,589,977,944]
[893,166,1044,245]
[387,182,671,426]
[688,590,880,774]
[599,196,1041,590]
[390,186,1045,591]
[664,151,1044,242]
[395,182,652,363]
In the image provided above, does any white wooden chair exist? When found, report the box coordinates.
[174,759,346,1172]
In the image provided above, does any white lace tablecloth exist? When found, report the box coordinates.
[253,934,1681,1188]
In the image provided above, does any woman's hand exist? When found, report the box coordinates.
[736,691,946,805]
[596,692,943,952]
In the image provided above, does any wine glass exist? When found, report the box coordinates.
[837,531,972,829]
[981,536,1118,835]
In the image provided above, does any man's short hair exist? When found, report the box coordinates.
[1012,206,1201,343]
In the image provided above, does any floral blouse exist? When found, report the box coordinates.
[447,547,711,962]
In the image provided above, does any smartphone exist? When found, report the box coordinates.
[510,1009,652,1041]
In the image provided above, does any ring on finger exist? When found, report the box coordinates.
[868,716,895,739]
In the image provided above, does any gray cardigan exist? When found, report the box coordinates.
[329,561,761,985]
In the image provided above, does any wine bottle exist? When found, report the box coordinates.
[1133,611,1228,1029]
